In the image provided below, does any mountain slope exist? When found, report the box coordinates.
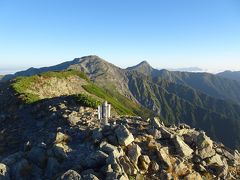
[8,70,151,118]
[129,62,240,104]
[127,73,240,148]
[218,70,240,82]
[2,55,240,149]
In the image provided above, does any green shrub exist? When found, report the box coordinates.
[74,93,101,108]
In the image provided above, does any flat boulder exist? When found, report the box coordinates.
[173,135,193,157]
[115,125,134,146]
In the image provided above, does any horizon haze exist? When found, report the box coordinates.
[0,0,240,73]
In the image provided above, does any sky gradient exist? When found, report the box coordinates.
[0,0,240,74]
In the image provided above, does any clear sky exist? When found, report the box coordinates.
[0,0,240,74]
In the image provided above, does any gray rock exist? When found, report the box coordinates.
[207,154,228,178]
[11,159,31,180]
[27,146,47,168]
[58,169,82,180]
[52,144,68,161]
[44,157,60,178]
[147,128,162,139]
[85,151,108,168]
[92,128,103,143]
[100,142,118,155]
[127,144,142,167]
[115,125,134,146]
[196,132,215,159]
[1,152,24,167]
[157,148,172,169]
[173,135,193,157]
[100,142,123,159]
[119,156,137,175]
[150,117,163,129]
[0,163,10,180]
[158,126,174,139]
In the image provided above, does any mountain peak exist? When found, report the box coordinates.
[136,60,151,68]
[139,60,150,66]
[127,60,152,70]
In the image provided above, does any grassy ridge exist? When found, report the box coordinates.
[11,70,153,118]
[12,70,89,104]
[82,84,135,115]
[82,83,153,118]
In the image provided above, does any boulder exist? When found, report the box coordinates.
[0,163,10,180]
[127,144,142,167]
[44,157,60,178]
[196,132,215,159]
[57,169,82,180]
[157,148,172,169]
[52,143,70,161]
[207,154,228,178]
[85,151,108,168]
[173,135,193,157]
[115,125,134,146]
[1,152,24,167]
[11,159,31,179]
[55,132,71,144]
[92,128,103,143]
[207,154,224,166]
[119,156,137,175]
[158,126,174,139]
[174,161,190,176]
[100,142,123,159]
[147,128,162,139]
[150,117,163,129]
[138,155,151,172]
[149,161,159,172]
[106,157,122,174]
[27,146,47,168]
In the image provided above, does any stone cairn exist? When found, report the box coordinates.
[98,101,111,125]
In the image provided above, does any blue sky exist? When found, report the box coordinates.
[0,0,240,74]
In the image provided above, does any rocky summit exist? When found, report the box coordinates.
[1,56,240,179]
[0,96,240,179]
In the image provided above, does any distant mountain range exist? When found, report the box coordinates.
[217,71,240,82]
[1,55,240,149]
[167,67,205,72]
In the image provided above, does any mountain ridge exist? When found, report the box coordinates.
[1,55,240,149]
